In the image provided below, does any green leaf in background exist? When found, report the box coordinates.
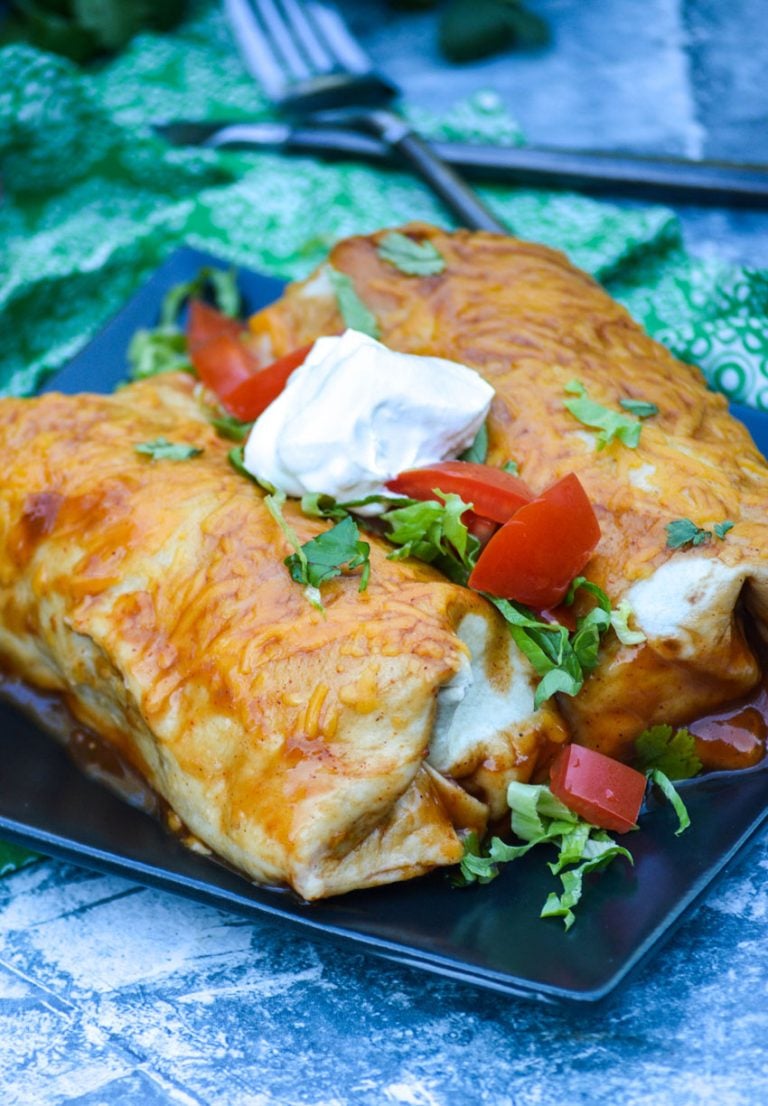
[377,231,447,276]
[439,0,549,64]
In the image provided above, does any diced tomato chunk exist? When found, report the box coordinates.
[223,343,314,420]
[549,744,646,833]
[187,300,260,399]
[187,299,243,354]
[386,461,533,524]
[467,472,601,609]
[463,511,499,547]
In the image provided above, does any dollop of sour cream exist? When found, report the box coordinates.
[243,329,494,511]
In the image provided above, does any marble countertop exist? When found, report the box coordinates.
[3,2,768,1104]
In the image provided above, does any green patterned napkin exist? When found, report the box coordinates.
[1,1,767,875]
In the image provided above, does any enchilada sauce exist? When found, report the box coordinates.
[1,665,767,816]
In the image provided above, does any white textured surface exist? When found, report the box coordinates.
[4,841,768,1106]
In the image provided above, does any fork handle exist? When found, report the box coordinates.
[369,111,506,233]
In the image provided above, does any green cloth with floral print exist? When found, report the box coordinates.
[1,2,767,876]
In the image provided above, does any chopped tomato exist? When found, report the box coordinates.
[464,511,499,547]
[549,744,646,833]
[223,343,314,421]
[187,300,259,399]
[386,461,533,524]
[186,300,312,416]
[187,299,243,354]
[467,473,601,609]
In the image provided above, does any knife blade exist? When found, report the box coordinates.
[155,120,768,208]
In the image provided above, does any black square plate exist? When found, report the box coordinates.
[2,245,767,1005]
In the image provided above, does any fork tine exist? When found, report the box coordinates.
[279,0,336,73]
[224,0,287,98]
[307,2,374,75]
[252,0,315,84]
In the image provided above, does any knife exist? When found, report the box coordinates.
[155,120,768,208]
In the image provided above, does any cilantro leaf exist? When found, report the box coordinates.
[285,515,371,594]
[377,232,446,276]
[459,422,489,463]
[665,518,712,549]
[134,438,203,461]
[328,269,380,338]
[634,724,702,780]
[610,599,647,645]
[502,459,519,475]
[619,398,659,418]
[564,380,642,449]
[714,520,735,540]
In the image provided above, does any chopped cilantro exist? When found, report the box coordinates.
[459,781,634,930]
[134,438,203,461]
[665,518,712,549]
[564,380,642,449]
[502,459,519,475]
[634,724,702,780]
[489,596,608,709]
[328,269,380,338]
[377,232,446,276]
[285,514,371,595]
[666,518,735,549]
[459,422,489,464]
[619,398,659,418]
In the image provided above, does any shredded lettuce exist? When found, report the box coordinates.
[382,492,480,585]
[127,266,240,381]
[459,781,634,930]
[610,599,647,645]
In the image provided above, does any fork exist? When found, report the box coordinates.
[224,0,506,233]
